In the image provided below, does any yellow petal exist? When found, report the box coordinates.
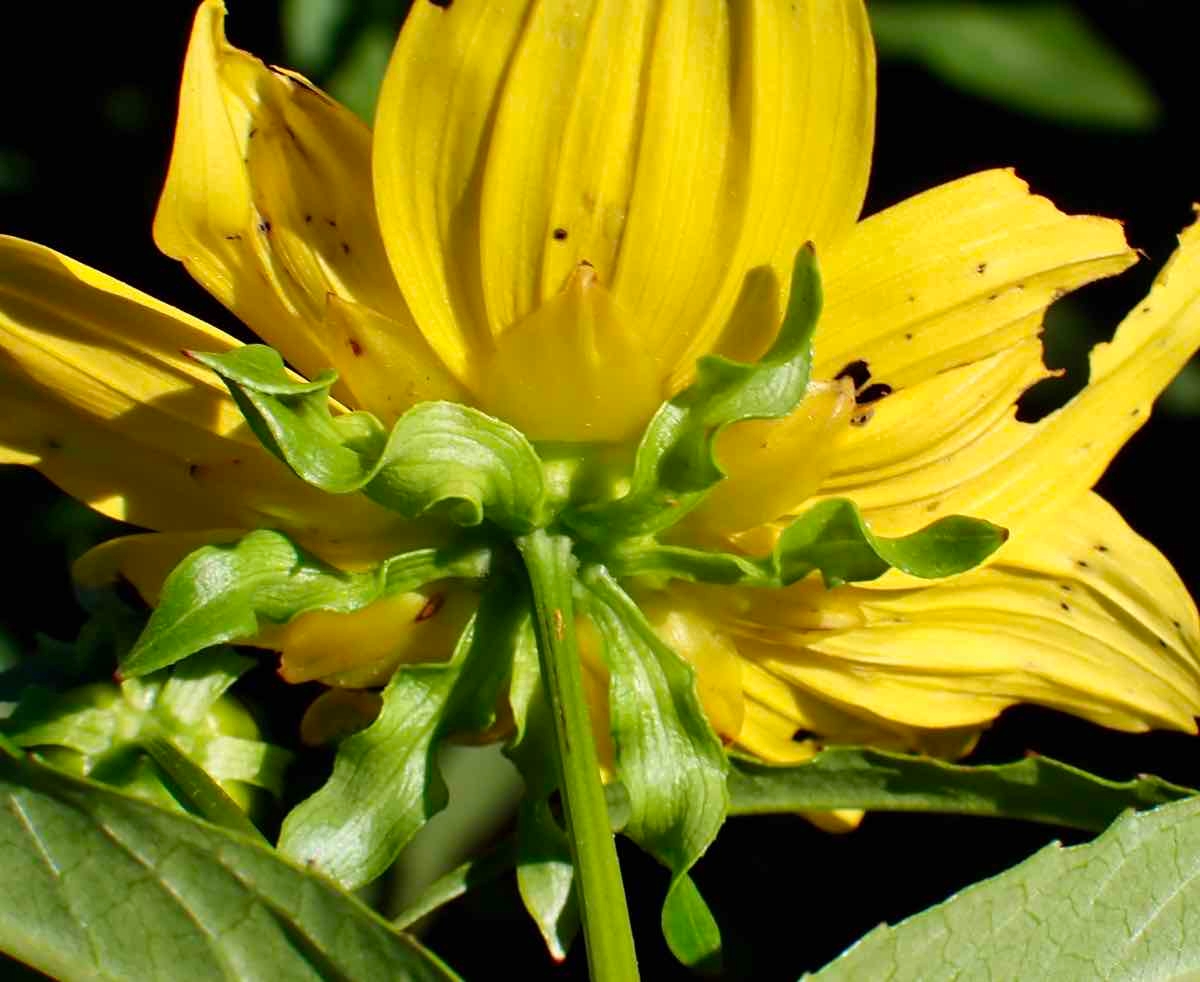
[813,169,1136,387]
[375,0,873,384]
[0,236,413,557]
[816,212,1200,536]
[320,295,468,426]
[477,263,664,441]
[640,598,746,745]
[276,587,477,687]
[155,0,406,392]
[743,491,1200,733]
[373,1,534,380]
[690,378,856,534]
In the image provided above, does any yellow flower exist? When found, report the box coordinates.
[3,0,1200,770]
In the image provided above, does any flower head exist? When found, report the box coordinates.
[3,0,1200,780]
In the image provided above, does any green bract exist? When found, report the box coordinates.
[120,247,1017,967]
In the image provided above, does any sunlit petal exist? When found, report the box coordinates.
[155,0,405,392]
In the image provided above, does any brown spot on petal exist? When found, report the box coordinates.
[348,338,364,357]
[835,359,871,389]
[976,262,987,274]
[416,594,445,622]
[552,227,568,241]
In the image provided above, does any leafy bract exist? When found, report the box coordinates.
[278,583,522,889]
[808,794,1200,980]
[121,530,490,677]
[772,499,1007,587]
[502,619,580,960]
[565,246,822,539]
[727,747,1196,832]
[0,754,459,982]
[192,346,546,531]
[581,567,729,965]
[605,498,1006,589]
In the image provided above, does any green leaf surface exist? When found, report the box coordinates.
[278,584,522,889]
[391,839,518,931]
[727,747,1196,832]
[0,754,459,982]
[565,246,821,538]
[582,567,729,953]
[122,529,489,677]
[808,794,1200,980]
[515,799,579,962]
[772,499,1007,588]
[606,498,1006,589]
[138,732,264,841]
[661,873,723,974]
[869,1,1160,130]
[193,346,546,532]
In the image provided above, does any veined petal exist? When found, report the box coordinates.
[155,0,406,392]
[274,587,478,688]
[320,295,468,426]
[477,263,664,441]
[815,213,1200,536]
[813,169,1136,387]
[0,237,414,557]
[691,378,856,535]
[373,1,533,380]
[738,492,1200,734]
[375,0,873,384]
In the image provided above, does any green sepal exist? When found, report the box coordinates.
[138,731,265,841]
[565,245,822,539]
[121,529,490,677]
[772,498,1009,587]
[192,346,547,531]
[662,873,723,975]
[580,567,729,958]
[726,746,1196,832]
[515,798,580,962]
[277,582,523,890]
[4,650,291,813]
[605,498,1007,589]
[497,600,581,960]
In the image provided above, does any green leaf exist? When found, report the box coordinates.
[869,1,1160,130]
[772,498,1008,588]
[581,567,729,956]
[327,23,396,122]
[138,731,265,841]
[122,529,490,677]
[727,747,1196,832]
[392,839,518,931]
[192,346,547,532]
[661,874,723,975]
[565,245,821,538]
[808,794,1200,980]
[515,799,579,962]
[278,583,523,889]
[0,754,460,982]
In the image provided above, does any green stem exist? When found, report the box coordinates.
[516,531,639,981]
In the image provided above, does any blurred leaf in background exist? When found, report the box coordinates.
[870,1,1160,130]
[282,0,410,121]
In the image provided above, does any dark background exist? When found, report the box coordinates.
[1,2,1197,979]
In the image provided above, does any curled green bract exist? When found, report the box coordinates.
[123,247,1013,971]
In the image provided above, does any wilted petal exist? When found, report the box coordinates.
[155,0,407,394]
[0,237,415,555]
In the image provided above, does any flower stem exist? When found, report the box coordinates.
[516,530,639,981]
